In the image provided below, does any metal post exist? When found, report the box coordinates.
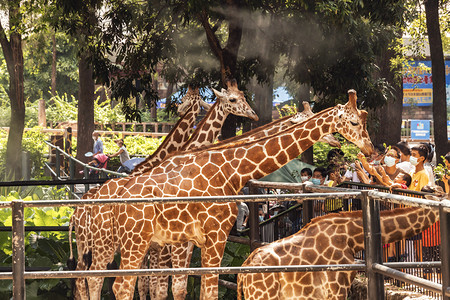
[440,205,450,299]
[301,184,313,226]
[69,159,75,194]
[84,166,89,193]
[248,182,260,251]
[361,190,384,300]
[55,148,61,179]
[12,200,25,299]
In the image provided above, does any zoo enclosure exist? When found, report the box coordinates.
[0,184,449,300]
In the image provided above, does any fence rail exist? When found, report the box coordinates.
[1,181,450,300]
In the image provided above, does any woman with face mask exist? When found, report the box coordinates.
[382,147,402,181]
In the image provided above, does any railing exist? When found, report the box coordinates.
[44,140,126,197]
[0,183,449,300]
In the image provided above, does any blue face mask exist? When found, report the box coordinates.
[311,178,321,185]
[259,216,264,222]
[373,160,381,165]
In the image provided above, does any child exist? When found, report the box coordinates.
[408,144,429,191]
[390,172,412,190]
[300,168,312,183]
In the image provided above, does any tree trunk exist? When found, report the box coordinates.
[76,53,95,168]
[372,47,403,146]
[51,32,57,96]
[199,2,243,139]
[425,0,448,162]
[0,5,25,179]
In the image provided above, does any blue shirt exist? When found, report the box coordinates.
[93,138,103,154]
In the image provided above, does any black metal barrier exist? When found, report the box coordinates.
[1,180,450,299]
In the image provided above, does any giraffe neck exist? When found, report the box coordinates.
[294,206,439,256]
[181,101,227,151]
[210,107,336,191]
[322,207,439,254]
[130,100,201,176]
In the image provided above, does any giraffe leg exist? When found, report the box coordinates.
[171,242,194,300]
[137,253,150,300]
[199,240,228,300]
[148,245,160,299]
[112,240,151,300]
[151,244,171,300]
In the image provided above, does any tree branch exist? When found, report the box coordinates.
[0,20,13,70]
[199,9,223,62]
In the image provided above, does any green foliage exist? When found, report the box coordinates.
[434,155,448,181]
[0,127,49,178]
[186,242,250,299]
[0,187,72,299]
[102,135,164,157]
[313,136,360,168]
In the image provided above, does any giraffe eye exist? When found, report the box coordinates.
[350,121,359,126]
[229,98,236,103]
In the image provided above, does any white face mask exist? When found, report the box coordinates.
[301,176,309,182]
[410,156,419,166]
[92,136,96,141]
[384,156,396,167]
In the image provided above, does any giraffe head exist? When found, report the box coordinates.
[211,79,259,121]
[177,86,212,116]
[333,89,374,156]
[292,102,341,148]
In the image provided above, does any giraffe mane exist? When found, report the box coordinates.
[182,101,220,148]
[298,206,419,234]
[133,101,199,172]
[158,106,336,163]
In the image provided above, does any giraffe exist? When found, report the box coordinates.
[137,79,259,299]
[237,204,441,300]
[85,89,374,300]
[68,86,209,299]
[147,101,341,300]
[70,80,259,300]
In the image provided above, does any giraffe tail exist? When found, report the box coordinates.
[67,213,77,270]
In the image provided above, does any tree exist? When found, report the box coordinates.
[0,1,26,179]
[425,0,449,161]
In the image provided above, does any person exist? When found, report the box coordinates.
[108,139,131,173]
[300,168,312,183]
[311,167,327,186]
[408,144,429,192]
[390,172,412,190]
[420,142,436,186]
[236,202,249,231]
[396,141,414,174]
[92,131,104,156]
[383,146,402,181]
[86,153,109,178]
[443,152,450,195]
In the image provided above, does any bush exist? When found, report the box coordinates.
[0,188,73,299]
[0,126,49,179]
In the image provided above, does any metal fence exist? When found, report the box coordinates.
[0,181,449,300]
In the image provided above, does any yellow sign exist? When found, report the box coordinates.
[403,88,433,106]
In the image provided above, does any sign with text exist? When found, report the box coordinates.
[410,120,430,140]
[402,60,450,107]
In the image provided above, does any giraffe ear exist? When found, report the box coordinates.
[212,88,225,99]
[347,89,357,109]
[302,101,312,113]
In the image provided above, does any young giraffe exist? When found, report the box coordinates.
[85,90,374,300]
[237,204,441,300]
[147,101,341,300]
[68,86,209,299]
